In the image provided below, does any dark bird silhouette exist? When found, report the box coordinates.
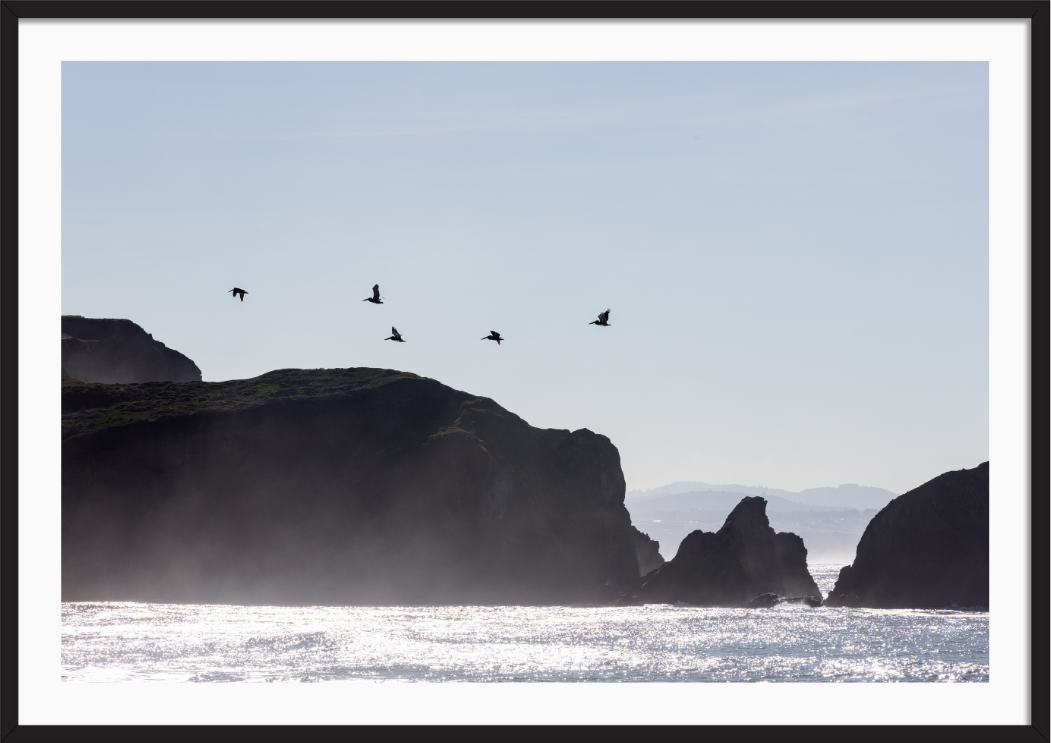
[589,309,610,326]
[481,330,504,345]
[228,288,248,302]
[385,327,405,342]
[363,284,384,304]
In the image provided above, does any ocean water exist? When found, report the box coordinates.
[61,565,988,683]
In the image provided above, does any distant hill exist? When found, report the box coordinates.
[794,484,899,511]
[627,481,897,512]
[627,481,795,502]
[629,490,847,518]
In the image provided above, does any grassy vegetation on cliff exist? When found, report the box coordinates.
[62,367,422,441]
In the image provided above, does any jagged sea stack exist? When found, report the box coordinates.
[825,462,989,609]
[62,317,202,383]
[630,526,665,576]
[638,496,821,606]
[62,368,641,606]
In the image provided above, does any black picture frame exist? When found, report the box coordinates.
[2,2,1046,741]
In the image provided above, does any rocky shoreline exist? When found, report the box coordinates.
[60,318,989,609]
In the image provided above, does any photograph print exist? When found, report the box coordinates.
[60,60,990,684]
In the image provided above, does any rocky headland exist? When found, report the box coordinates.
[637,496,821,606]
[62,316,202,383]
[62,368,641,605]
[824,462,989,609]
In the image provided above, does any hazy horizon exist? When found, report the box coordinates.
[626,479,899,497]
[61,61,989,494]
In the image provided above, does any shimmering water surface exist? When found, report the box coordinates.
[62,565,987,683]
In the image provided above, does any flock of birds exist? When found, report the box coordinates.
[229,284,612,344]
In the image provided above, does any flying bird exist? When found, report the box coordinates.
[363,284,383,304]
[385,327,405,342]
[481,331,504,345]
[228,288,248,302]
[589,309,611,326]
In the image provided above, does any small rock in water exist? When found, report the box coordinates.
[739,593,824,609]
[782,595,823,607]
[740,593,784,609]
[825,592,861,608]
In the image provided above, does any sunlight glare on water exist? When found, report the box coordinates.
[61,566,988,683]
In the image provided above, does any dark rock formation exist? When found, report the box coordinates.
[62,368,641,605]
[637,496,820,606]
[739,593,822,609]
[825,591,861,608]
[62,317,202,383]
[739,592,783,608]
[824,462,989,609]
[630,526,665,576]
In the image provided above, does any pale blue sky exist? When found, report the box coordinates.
[61,62,988,493]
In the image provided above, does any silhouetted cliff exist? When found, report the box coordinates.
[62,368,640,605]
[62,317,201,383]
[825,462,988,609]
[638,496,820,606]
[630,526,665,576]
